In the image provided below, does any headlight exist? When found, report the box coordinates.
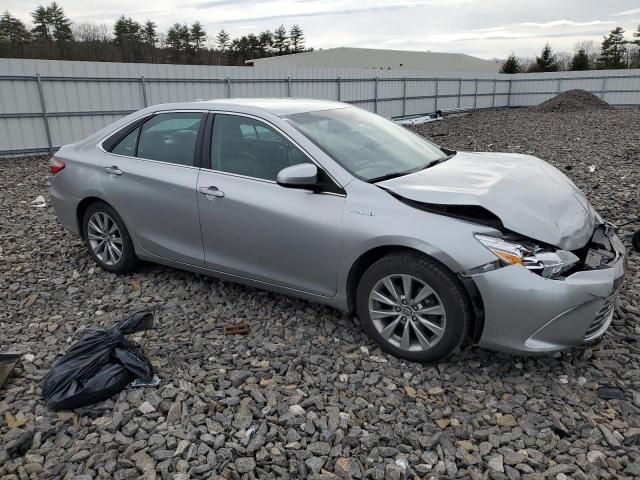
[474,234,579,278]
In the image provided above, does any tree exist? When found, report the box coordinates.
[190,21,206,54]
[500,54,521,74]
[574,40,599,67]
[272,24,288,54]
[289,24,304,52]
[166,23,190,60]
[597,27,627,69]
[31,5,52,40]
[113,16,141,46]
[0,11,31,45]
[72,22,110,42]
[142,20,157,46]
[533,44,559,72]
[216,29,230,50]
[569,49,590,70]
[258,30,272,55]
[48,2,72,42]
[630,25,640,67]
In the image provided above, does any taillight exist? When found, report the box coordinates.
[50,157,65,174]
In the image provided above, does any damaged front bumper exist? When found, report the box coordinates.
[467,226,626,355]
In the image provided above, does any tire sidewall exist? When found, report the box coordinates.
[356,254,468,362]
[82,202,136,274]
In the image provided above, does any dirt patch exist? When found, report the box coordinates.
[532,88,611,113]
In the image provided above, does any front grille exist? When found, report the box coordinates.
[584,291,618,341]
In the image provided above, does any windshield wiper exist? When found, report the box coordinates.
[368,153,456,184]
[422,153,456,170]
[368,171,414,183]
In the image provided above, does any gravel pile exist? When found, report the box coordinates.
[2,107,640,479]
[532,89,611,113]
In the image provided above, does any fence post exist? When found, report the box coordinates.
[287,76,292,97]
[457,78,462,109]
[507,79,512,107]
[600,77,607,100]
[337,77,341,101]
[434,78,439,111]
[140,75,148,107]
[557,78,562,94]
[226,77,232,98]
[402,77,407,117]
[473,79,478,110]
[36,73,53,155]
[374,77,378,113]
[491,78,497,108]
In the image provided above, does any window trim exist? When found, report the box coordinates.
[99,110,208,169]
[205,110,345,195]
[101,114,151,153]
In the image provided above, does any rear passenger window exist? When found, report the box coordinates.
[111,127,139,157]
[136,112,204,166]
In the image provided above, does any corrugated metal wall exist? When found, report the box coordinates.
[1,58,639,155]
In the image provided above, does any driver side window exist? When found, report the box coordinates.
[211,114,308,181]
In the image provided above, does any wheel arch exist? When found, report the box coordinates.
[76,196,111,238]
[345,245,485,342]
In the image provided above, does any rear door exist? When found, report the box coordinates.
[196,112,345,296]
[100,111,206,265]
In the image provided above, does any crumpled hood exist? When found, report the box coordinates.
[379,151,597,250]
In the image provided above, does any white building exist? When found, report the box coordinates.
[247,47,499,73]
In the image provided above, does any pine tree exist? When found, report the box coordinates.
[569,49,590,70]
[535,44,559,72]
[166,23,190,60]
[31,5,52,40]
[499,54,521,74]
[113,16,141,46]
[190,22,206,53]
[634,24,640,46]
[258,30,272,55]
[216,29,229,50]
[166,24,182,52]
[48,2,72,42]
[0,11,31,45]
[142,20,157,46]
[598,27,627,69]
[289,24,304,52]
[272,25,288,54]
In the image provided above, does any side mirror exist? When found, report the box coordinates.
[276,163,318,190]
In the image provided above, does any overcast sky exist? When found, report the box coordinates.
[4,0,640,59]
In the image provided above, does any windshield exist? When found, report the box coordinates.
[284,107,448,182]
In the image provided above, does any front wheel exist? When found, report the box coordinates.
[82,202,137,274]
[356,252,470,362]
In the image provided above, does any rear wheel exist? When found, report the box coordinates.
[82,202,137,274]
[356,252,470,362]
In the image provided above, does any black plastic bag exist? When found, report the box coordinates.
[41,311,154,410]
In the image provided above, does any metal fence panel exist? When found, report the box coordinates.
[1,58,640,155]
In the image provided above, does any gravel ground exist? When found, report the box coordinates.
[1,107,640,480]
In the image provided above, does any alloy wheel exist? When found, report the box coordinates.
[368,274,447,352]
[87,212,123,266]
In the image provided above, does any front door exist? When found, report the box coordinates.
[101,111,206,265]
[196,113,345,296]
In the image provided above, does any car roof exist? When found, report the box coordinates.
[149,98,350,117]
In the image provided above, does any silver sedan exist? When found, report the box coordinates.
[50,99,626,362]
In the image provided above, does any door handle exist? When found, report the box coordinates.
[104,165,123,175]
[199,186,225,198]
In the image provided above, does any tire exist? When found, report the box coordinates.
[82,201,137,274]
[356,252,470,362]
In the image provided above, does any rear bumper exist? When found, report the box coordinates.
[50,180,81,236]
[472,233,626,355]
